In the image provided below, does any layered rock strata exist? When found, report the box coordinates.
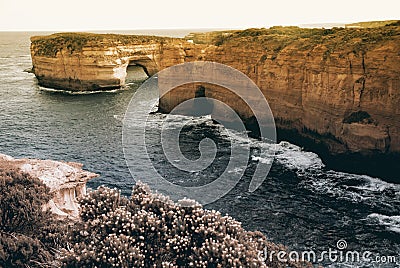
[30,33,202,91]
[0,153,98,217]
[30,26,400,165]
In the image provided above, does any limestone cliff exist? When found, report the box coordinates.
[188,26,400,157]
[0,153,98,217]
[30,26,400,168]
[30,33,202,91]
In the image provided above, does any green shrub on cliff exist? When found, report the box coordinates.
[0,169,65,267]
[31,32,177,57]
[204,24,400,58]
[62,183,307,268]
[0,232,54,267]
[0,170,51,234]
[345,20,400,28]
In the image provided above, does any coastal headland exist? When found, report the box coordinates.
[30,22,400,180]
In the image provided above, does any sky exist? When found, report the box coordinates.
[0,0,399,31]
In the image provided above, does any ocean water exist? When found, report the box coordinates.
[0,31,399,267]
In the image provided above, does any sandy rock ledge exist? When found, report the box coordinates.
[0,153,98,218]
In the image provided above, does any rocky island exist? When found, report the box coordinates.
[30,23,400,180]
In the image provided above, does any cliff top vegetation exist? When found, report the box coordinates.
[31,32,178,57]
[345,20,400,28]
[31,20,400,58]
[187,21,400,55]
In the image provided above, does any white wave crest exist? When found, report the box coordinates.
[368,213,400,233]
[38,86,122,95]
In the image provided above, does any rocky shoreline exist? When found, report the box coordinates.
[29,24,400,180]
[0,153,98,217]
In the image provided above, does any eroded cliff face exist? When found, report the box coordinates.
[0,153,98,217]
[199,28,400,156]
[30,27,400,160]
[30,33,203,91]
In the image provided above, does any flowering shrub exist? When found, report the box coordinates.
[0,168,309,267]
[62,182,308,267]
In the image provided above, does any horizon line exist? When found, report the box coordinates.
[1,19,398,33]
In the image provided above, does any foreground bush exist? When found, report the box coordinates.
[0,168,309,267]
[0,232,54,267]
[62,182,308,268]
[0,170,51,234]
[0,169,63,267]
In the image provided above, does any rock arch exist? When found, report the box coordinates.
[116,56,159,86]
[127,58,158,78]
